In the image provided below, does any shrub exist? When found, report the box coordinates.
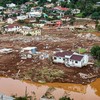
[26,33,32,36]
[15,97,27,100]
[94,60,100,67]
[91,45,100,60]
[59,96,73,100]
[76,48,86,54]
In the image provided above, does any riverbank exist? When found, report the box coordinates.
[0,34,100,85]
[0,77,100,100]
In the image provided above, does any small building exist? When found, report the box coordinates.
[6,17,17,24]
[27,11,42,18]
[71,9,80,14]
[21,28,41,36]
[21,47,37,54]
[0,15,3,22]
[53,6,69,12]
[20,47,37,59]
[0,48,13,54]
[17,15,28,20]
[6,3,16,8]
[4,24,21,32]
[96,2,100,6]
[52,51,89,68]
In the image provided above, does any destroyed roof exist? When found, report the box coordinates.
[54,51,73,57]
[70,54,84,61]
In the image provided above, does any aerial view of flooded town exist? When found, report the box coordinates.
[0,0,100,100]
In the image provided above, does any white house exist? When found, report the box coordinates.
[21,28,41,36]
[71,9,80,14]
[17,15,28,20]
[96,2,100,6]
[6,3,16,8]
[31,7,43,13]
[5,24,21,32]
[0,15,3,22]
[27,11,42,18]
[6,17,17,24]
[0,48,13,54]
[52,51,89,68]
[0,6,5,10]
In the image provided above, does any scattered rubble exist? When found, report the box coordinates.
[77,33,100,41]
[0,33,99,84]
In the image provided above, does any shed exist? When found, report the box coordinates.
[21,47,37,54]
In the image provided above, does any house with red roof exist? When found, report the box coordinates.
[54,6,69,11]
[52,51,88,68]
[5,24,21,32]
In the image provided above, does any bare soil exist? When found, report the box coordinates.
[0,29,100,84]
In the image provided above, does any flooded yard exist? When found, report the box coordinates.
[0,77,100,100]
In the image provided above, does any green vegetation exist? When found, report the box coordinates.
[90,45,100,67]
[94,60,100,67]
[15,97,27,100]
[26,33,32,36]
[76,48,87,54]
[75,13,84,18]
[32,67,64,82]
[91,45,100,60]
[59,96,73,100]
[96,24,100,31]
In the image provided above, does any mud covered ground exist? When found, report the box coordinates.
[0,30,100,85]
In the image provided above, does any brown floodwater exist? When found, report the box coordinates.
[0,77,100,100]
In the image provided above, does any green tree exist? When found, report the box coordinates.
[91,45,100,59]
[70,17,75,25]
[91,12,100,20]
[96,50,100,60]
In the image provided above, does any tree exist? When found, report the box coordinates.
[91,45,100,59]
[91,12,100,20]
[70,17,75,25]
[96,50,100,60]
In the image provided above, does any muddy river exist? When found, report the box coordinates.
[0,77,100,100]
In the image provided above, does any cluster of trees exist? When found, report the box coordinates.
[91,45,100,60]
[60,0,100,19]
[0,0,29,6]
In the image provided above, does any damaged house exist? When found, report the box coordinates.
[52,51,89,68]
[20,47,37,59]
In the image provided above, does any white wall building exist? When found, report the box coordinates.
[17,15,28,20]
[5,24,21,32]
[52,51,89,68]
[6,3,16,8]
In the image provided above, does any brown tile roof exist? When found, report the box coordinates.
[54,51,73,57]
[7,24,19,28]
[70,54,84,61]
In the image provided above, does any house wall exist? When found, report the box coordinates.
[22,29,41,36]
[82,55,89,66]
[7,19,14,24]
[53,56,65,63]
[5,26,20,32]
[68,60,82,67]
